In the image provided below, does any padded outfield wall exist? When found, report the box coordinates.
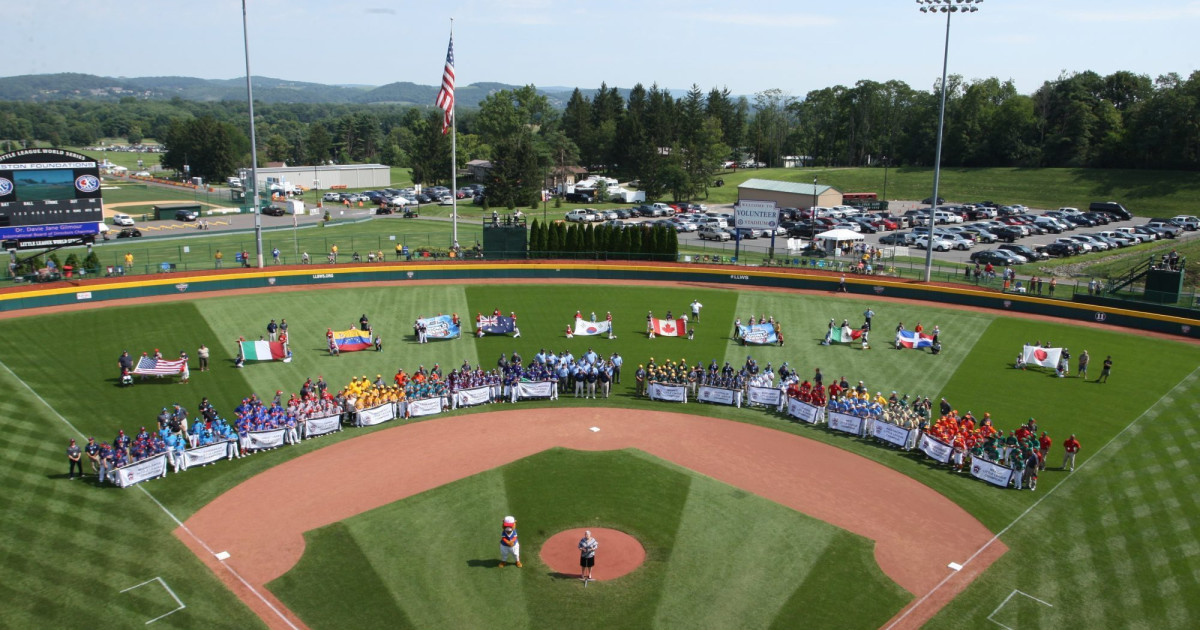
[1,261,1196,339]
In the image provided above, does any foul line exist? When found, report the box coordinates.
[0,357,300,630]
[886,364,1200,629]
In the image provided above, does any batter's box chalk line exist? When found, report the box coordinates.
[120,576,186,625]
[988,589,1053,630]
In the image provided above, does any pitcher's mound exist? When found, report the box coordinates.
[539,528,645,581]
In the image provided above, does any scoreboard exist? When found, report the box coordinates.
[0,148,104,242]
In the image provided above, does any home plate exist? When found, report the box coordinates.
[948,562,963,571]
[589,427,600,432]
[215,551,231,561]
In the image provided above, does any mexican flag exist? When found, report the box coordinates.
[830,326,862,343]
[651,317,687,337]
[1022,345,1061,368]
[240,340,290,362]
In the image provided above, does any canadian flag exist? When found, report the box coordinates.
[1022,344,1062,368]
[651,317,687,337]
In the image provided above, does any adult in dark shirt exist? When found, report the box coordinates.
[66,439,83,480]
[118,351,133,378]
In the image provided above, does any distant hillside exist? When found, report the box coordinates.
[0,73,698,108]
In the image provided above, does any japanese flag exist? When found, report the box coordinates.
[1022,345,1062,368]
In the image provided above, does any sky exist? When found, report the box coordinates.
[8,0,1200,98]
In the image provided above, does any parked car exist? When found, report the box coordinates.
[1171,215,1200,230]
[1146,222,1183,238]
[922,196,946,205]
[564,192,594,203]
[960,226,997,243]
[970,249,1023,265]
[375,206,393,215]
[1043,242,1078,257]
[913,236,953,252]
[798,244,828,258]
[262,204,286,217]
[670,217,699,232]
[565,209,598,222]
[323,192,342,202]
[1088,201,1133,221]
[997,244,1048,261]
[614,208,633,219]
[112,213,135,227]
[731,227,762,239]
[175,208,198,222]
[116,227,142,238]
[879,232,910,245]
[698,225,731,241]
[1055,237,1092,253]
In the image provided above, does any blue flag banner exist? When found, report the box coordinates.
[478,315,516,335]
[419,315,460,340]
[737,323,778,345]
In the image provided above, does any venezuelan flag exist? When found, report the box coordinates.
[332,328,373,352]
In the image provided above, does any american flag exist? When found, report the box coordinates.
[133,356,186,376]
[435,35,456,134]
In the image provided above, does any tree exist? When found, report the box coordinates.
[409,111,452,185]
[307,123,332,164]
[161,115,249,182]
[486,129,540,209]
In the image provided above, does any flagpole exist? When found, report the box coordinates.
[449,19,459,250]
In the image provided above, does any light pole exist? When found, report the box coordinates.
[917,0,980,282]
[881,155,889,205]
[242,0,264,268]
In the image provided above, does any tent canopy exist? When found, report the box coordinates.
[814,228,864,241]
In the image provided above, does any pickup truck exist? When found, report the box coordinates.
[565,209,598,223]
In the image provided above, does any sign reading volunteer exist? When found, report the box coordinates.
[734,199,778,231]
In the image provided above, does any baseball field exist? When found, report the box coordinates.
[1,277,1198,628]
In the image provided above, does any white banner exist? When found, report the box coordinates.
[357,402,397,426]
[872,422,917,449]
[787,398,824,424]
[648,382,687,402]
[1022,344,1062,369]
[919,434,953,463]
[183,441,230,467]
[698,385,740,407]
[112,453,168,488]
[747,386,782,407]
[827,412,866,436]
[454,386,492,408]
[734,199,779,230]
[247,427,287,450]
[515,381,556,400]
[407,397,444,417]
[572,319,612,336]
[970,457,1015,487]
[305,414,342,438]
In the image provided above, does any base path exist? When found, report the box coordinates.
[540,528,645,581]
[178,408,1004,630]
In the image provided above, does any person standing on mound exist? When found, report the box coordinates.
[579,530,598,581]
[499,516,521,567]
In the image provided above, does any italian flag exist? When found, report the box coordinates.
[240,340,290,362]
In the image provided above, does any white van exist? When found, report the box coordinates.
[933,210,962,224]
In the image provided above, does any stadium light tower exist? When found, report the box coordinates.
[917,0,981,282]
[242,0,264,268]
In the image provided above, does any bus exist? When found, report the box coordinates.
[842,192,878,206]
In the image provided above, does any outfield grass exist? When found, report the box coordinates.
[269,449,909,629]
[1,283,1198,627]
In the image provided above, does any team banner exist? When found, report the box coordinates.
[183,441,231,467]
[454,386,492,408]
[970,457,1015,487]
[747,386,783,407]
[356,402,397,426]
[240,340,290,361]
[407,397,444,417]
[478,315,516,335]
[304,414,342,438]
[648,382,687,402]
[573,319,612,336]
[872,422,917,449]
[112,453,168,488]
[698,385,740,407]
[1022,345,1062,369]
[514,381,556,400]
[736,323,778,345]
[418,315,460,340]
[787,398,824,424]
[650,317,687,337]
[897,330,934,349]
[919,434,953,463]
[332,328,373,352]
[827,412,866,436]
[247,427,287,450]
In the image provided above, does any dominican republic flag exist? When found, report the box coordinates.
[332,329,373,352]
[132,356,186,376]
[830,326,862,343]
[478,316,516,335]
[897,330,934,349]
[418,315,460,339]
[737,323,778,344]
[240,340,290,362]
[1022,345,1062,368]
[651,317,687,337]
[573,319,611,336]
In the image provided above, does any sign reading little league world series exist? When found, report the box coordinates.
[734,199,779,231]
